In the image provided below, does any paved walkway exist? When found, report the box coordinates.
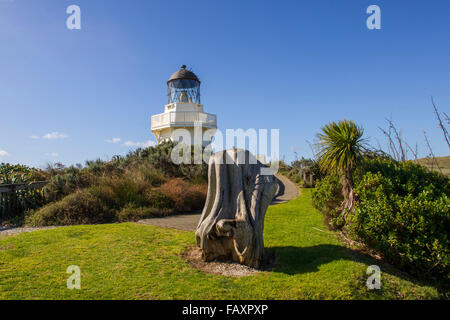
[0,226,59,237]
[137,174,299,231]
[271,174,300,205]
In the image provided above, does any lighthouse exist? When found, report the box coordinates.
[151,65,217,146]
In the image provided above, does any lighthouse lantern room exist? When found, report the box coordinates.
[151,65,217,145]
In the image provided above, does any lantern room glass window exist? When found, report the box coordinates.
[168,79,201,104]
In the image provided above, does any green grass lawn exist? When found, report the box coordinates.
[0,189,442,299]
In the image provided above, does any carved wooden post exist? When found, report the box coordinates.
[195,148,278,268]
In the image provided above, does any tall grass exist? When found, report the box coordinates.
[160,178,207,212]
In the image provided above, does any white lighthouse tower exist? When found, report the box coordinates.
[151,65,217,145]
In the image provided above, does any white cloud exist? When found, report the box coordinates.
[106,137,121,143]
[0,150,9,157]
[122,140,156,148]
[45,152,59,157]
[30,135,40,140]
[42,132,68,140]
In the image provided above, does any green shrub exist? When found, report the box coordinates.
[43,166,90,202]
[362,158,450,198]
[27,189,116,226]
[140,141,208,183]
[349,170,449,283]
[312,157,450,285]
[160,178,207,212]
[139,166,166,187]
[312,175,344,229]
[5,141,210,226]
[87,184,122,210]
[27,183,177,226]
[104,175,149,207]
[44,174,72,201]
[143,189,174,209]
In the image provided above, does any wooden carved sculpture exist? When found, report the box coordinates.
[195,148,278,268]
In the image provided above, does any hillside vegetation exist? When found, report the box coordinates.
[21,142,208,226]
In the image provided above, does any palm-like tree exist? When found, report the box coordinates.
[315,120,367,214]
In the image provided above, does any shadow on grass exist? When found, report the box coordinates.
[270,244,366,275]
[268,244,446,295]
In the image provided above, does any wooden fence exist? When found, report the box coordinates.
[0,181,48,222]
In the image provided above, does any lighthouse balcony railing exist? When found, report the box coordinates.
[151,111,217,130]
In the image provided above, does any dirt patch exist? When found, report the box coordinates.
[183,246,277,277]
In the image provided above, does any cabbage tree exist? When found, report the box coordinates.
[315,120,367,215]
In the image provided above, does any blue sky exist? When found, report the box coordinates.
[0,0,449,168]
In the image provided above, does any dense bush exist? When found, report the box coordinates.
[139,141,208,184]
[25,142,208,226]
[39,141,207,201]
[361,158,450,197]
[26,189,116,226]
[312,158,450,284]
[350,162,450,282]
[160,178,207,212]
[44,166,90,202]
[312,175,344,229]
[89,172,173,210]
[27,181,177,226]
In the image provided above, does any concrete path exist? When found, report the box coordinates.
[0,226,59,238]
[271,174,300,205]
[137,175,299,231]
[138,212,203,231]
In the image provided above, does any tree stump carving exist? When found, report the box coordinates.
[195,149,278,268]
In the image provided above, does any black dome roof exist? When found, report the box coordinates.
[167,65,200,84]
